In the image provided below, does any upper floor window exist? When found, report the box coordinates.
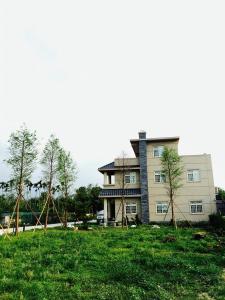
[154,171,166,183]
[190,201,203,214]
[153,146,164,158]
[126,203,137,214]
[125,172,136,184]
[187,169,200,182]
[156,202,169,214]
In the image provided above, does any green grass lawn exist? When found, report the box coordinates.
[0,226,225,300]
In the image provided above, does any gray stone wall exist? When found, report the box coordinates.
[138,132,149,223]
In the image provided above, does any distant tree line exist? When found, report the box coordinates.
[0,184,102,221]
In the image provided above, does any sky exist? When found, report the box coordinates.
[0,1,225,188]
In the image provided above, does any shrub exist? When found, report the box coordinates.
[209,213,225,230]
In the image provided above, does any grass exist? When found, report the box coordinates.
[0,226,225,300]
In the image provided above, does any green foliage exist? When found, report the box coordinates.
[6,124,38,187]
[209,213,225,230]
[0,226,224,299]
[161,147,184,227]
[0,194,15,214]
[74,185,102,219]
[218,188,225,200]
[40,135,61,183]
[161,147,183,193]
[57,148,77,196]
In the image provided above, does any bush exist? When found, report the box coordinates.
[209,213,225,230]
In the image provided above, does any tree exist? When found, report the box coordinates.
[6,125,38,235]
[161,147,183,229]
[40,135,61,229]
[57,148,77,227]
[73,185,102,219]
[115,151,129,228]
[87,184,102,214]
[218,188,225,200]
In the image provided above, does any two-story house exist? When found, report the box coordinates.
[98,131,216,224]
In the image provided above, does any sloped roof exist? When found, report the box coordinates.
[98,162,115,171]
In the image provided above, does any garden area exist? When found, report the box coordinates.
[0,226,225,300]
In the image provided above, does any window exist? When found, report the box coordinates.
[190,201,203,214]
[156,202,169,214]
[126,203,137,214]
[187,169,200,182]
[153,146,164,158]
[124,172,136,184]
[154,171,166,183]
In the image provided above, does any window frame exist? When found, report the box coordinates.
[190,201,204,214]
[154,171,166,183]
[153,146,164,158]
[187,169,200,182]
[124,172,136,184]
[126,203,137,214]
[156,202,169,214]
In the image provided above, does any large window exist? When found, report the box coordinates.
[126,203,137,214]
[153,146,164,158]
[154,171,166,183]
[187,169,200,182]
[125,172,136,184]
[190,201,203,214]
[156,202,169,214]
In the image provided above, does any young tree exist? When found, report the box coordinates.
[115,151,129,228]
[161,146,183,229]
[6,125,38,235]
[41,135,61,229]
[57,148,77,227]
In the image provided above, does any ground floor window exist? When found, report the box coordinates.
[126,203,137,214]
[190,201,203,214]
[156,202,169,214]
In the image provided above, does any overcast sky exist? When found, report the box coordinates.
[0,1,224,188]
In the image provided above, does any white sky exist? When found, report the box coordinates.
[0,1,225,188]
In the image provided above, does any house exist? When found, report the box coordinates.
[0,212,11,226]
[98,131,216,224]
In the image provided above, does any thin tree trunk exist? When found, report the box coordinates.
[16,140,25,235]
[44,195,50,229]
[64,208,67,228]
[170,195,177,229]
[168,163,177,229]
[15,197,20,235]
[44,152,53,230]
[121,196,124,228]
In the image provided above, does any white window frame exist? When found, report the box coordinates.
[126,203,137,214]
[124,172,136,184]
[153,146,164,158]
[154,171,166,183]
[187,169,200,182]
[190,201,203,214]
[156,202,169,214]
